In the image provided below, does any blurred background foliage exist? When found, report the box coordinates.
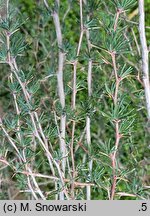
[0,0,150,199]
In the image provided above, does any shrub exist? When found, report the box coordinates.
[0,0,149,200]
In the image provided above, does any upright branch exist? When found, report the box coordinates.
[43,0,68,200]
[84,0,93,200]
[70,0,85,199]
[138,0,150,121]
[71,0,84,109]
[114,8,123,32]
[111,52,120,105]
[110,9,122,200]
[52,2,67,176]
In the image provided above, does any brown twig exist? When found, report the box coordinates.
[18,171,95,187]
[109,9,123,200]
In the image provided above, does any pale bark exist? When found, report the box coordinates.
[85,2,93,199]
[139,0,150,121]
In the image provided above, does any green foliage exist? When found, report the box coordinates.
[0,0,149,200]
[111,0,136,11]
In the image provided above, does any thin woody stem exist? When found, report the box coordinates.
[70,120,76,198]
[110,10,122,200]
[114,9,122,32]
[70,0,85,199]
[52,3,67,183]
[86,28,93,201]
[84,0,93,200]
[72,62,77,109]
[111,52,120,105]
[70,61,77,198]
[110,119,121,200]
[49,0,67,199]
[138,0,150,121]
